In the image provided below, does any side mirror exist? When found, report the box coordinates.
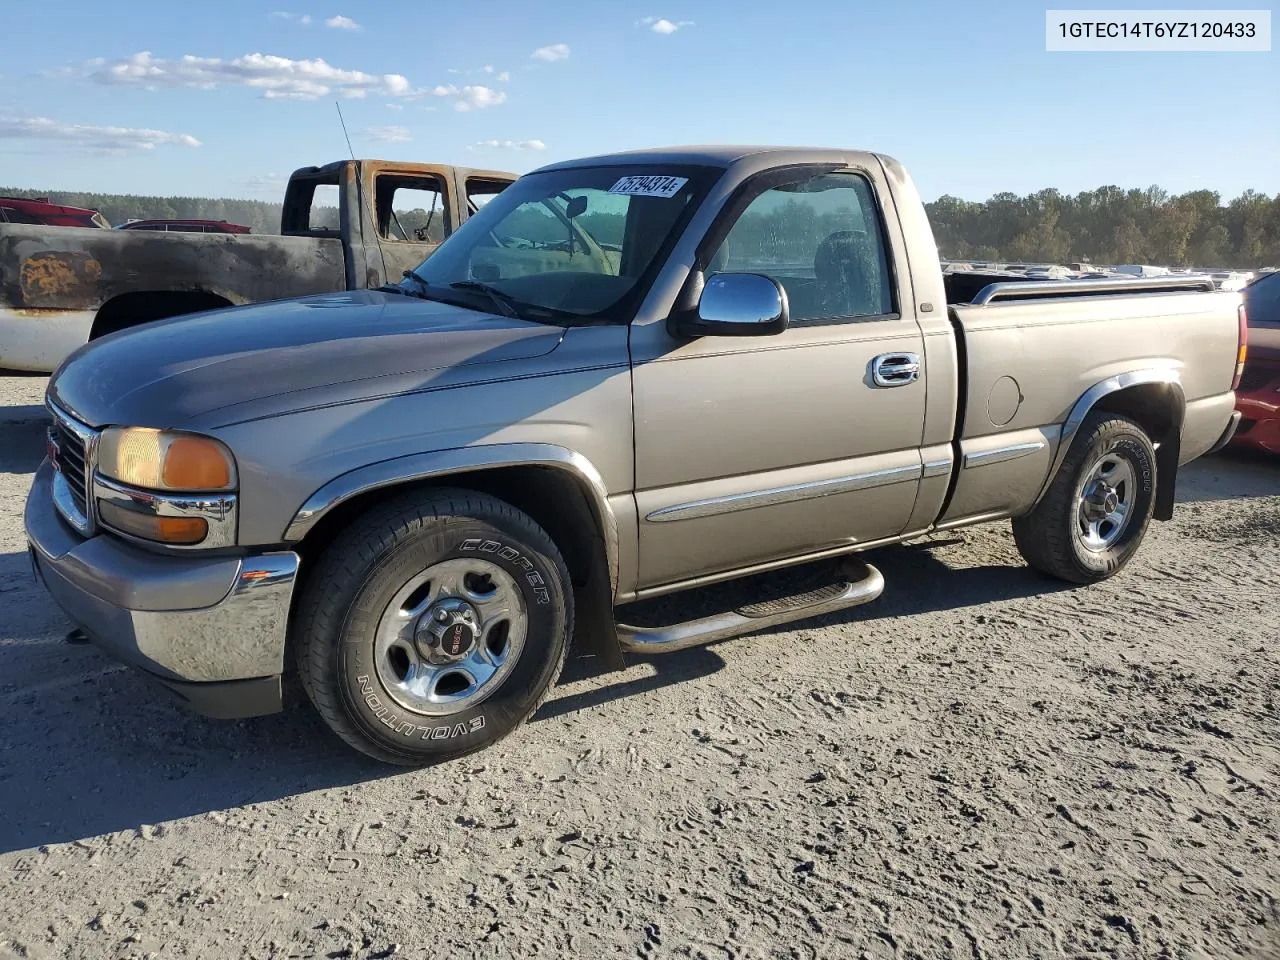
[674,273,789,338]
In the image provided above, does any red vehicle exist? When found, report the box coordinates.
[1231,270,1280,454]
[0,196,111,229]
[116,219,251,234]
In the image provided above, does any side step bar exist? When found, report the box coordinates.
[616,559,885,655]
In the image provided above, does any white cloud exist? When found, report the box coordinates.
[497,70,511,83]
[385,102,403,111]
[454,85,506,111]
[530,43,570,62]
[364,124,412,142]
[80,51,506,109]
[325,14,361,30]
[483,64,494,74]
[0,112,201,153]
[271,11,312,25]
[472,139,546,151]
[637,16,694,33]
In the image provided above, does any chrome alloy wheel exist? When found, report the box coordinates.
[373,558,527,716]
[1075,449,1137,552]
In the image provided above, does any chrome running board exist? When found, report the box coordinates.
[616,559,884,655]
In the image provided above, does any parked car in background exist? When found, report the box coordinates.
[1231,269,1280,454]
[0,196,111,229]
[1210,271,1253,292]
[27,144,1246,764]
[117,219,252,234]
[0,158,517,372]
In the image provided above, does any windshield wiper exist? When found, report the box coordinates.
[448,280,521,319]
[376,269,433,300]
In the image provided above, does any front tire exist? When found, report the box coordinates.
[1013,413,1157,584]
[294,488,572,765]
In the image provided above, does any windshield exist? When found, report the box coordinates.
[402,164,719,322]
[1244,270,1280,325]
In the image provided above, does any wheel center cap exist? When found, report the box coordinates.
[415,599,479,661]
[1083,481,1119,519]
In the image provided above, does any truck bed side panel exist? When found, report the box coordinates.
[0,225,346,368]
[939,290,1240,525]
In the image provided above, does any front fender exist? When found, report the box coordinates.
[282,442,621,595]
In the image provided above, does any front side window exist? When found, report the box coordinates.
[406,165,717,322]
[709,172,893,322]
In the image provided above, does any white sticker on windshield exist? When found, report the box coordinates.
[607,175,689,198]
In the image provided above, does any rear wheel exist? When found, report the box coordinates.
[1013,413,1157,584]
[294,488,572,765]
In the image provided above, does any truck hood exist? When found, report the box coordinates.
[47,290,566,428]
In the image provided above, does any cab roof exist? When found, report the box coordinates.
[531,145,882,174]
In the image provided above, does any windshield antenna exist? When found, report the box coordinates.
[335,100,392,287]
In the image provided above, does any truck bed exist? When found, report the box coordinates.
[939,278,1242,526]
[0,225,346,370]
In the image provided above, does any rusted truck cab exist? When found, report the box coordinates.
[0,159,518,372]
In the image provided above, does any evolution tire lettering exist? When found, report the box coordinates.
[356,675,486,740]
[459,538,551,604]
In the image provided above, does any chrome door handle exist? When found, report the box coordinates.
[871,352,921,387]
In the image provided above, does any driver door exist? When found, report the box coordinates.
[630,168,928,590]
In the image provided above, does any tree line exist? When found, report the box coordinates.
[3,183,1277,268]
[928,186,1279,268]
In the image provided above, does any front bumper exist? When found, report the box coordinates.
[25,460,299,718]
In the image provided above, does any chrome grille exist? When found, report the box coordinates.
[47,402,99,536]
[54,421,89,516]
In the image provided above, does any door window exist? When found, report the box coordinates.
[709,172,894,322]
[376,176,449,243]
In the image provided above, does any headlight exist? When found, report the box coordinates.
[98,427,237,492]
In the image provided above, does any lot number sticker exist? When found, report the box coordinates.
[608,175,689,198]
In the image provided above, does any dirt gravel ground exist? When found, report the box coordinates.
[0,376,1277,960]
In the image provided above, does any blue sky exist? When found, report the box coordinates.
[1,0,1275,202]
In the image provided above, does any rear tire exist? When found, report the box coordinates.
[1013,413,1157,584]
[293,488,572,765]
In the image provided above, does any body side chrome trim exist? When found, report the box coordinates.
[961,439,1047,469]
[645,464,922,524]
[283,443,620,596]
[921,456,953,479]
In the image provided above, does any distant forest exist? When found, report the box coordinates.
[3,183,1277,268]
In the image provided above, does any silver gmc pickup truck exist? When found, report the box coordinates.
[25,146,1248,765]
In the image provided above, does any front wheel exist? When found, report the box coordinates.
[1013,413,1157,584]
[294,488,572,765]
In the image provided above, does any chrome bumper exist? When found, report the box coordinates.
[25,460,299,718]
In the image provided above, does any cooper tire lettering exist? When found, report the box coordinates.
[299,488,571,764]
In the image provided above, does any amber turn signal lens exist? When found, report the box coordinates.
[98,501,209,545]
[162,434,233,490]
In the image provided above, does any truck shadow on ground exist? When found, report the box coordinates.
[0,532,1063,854]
